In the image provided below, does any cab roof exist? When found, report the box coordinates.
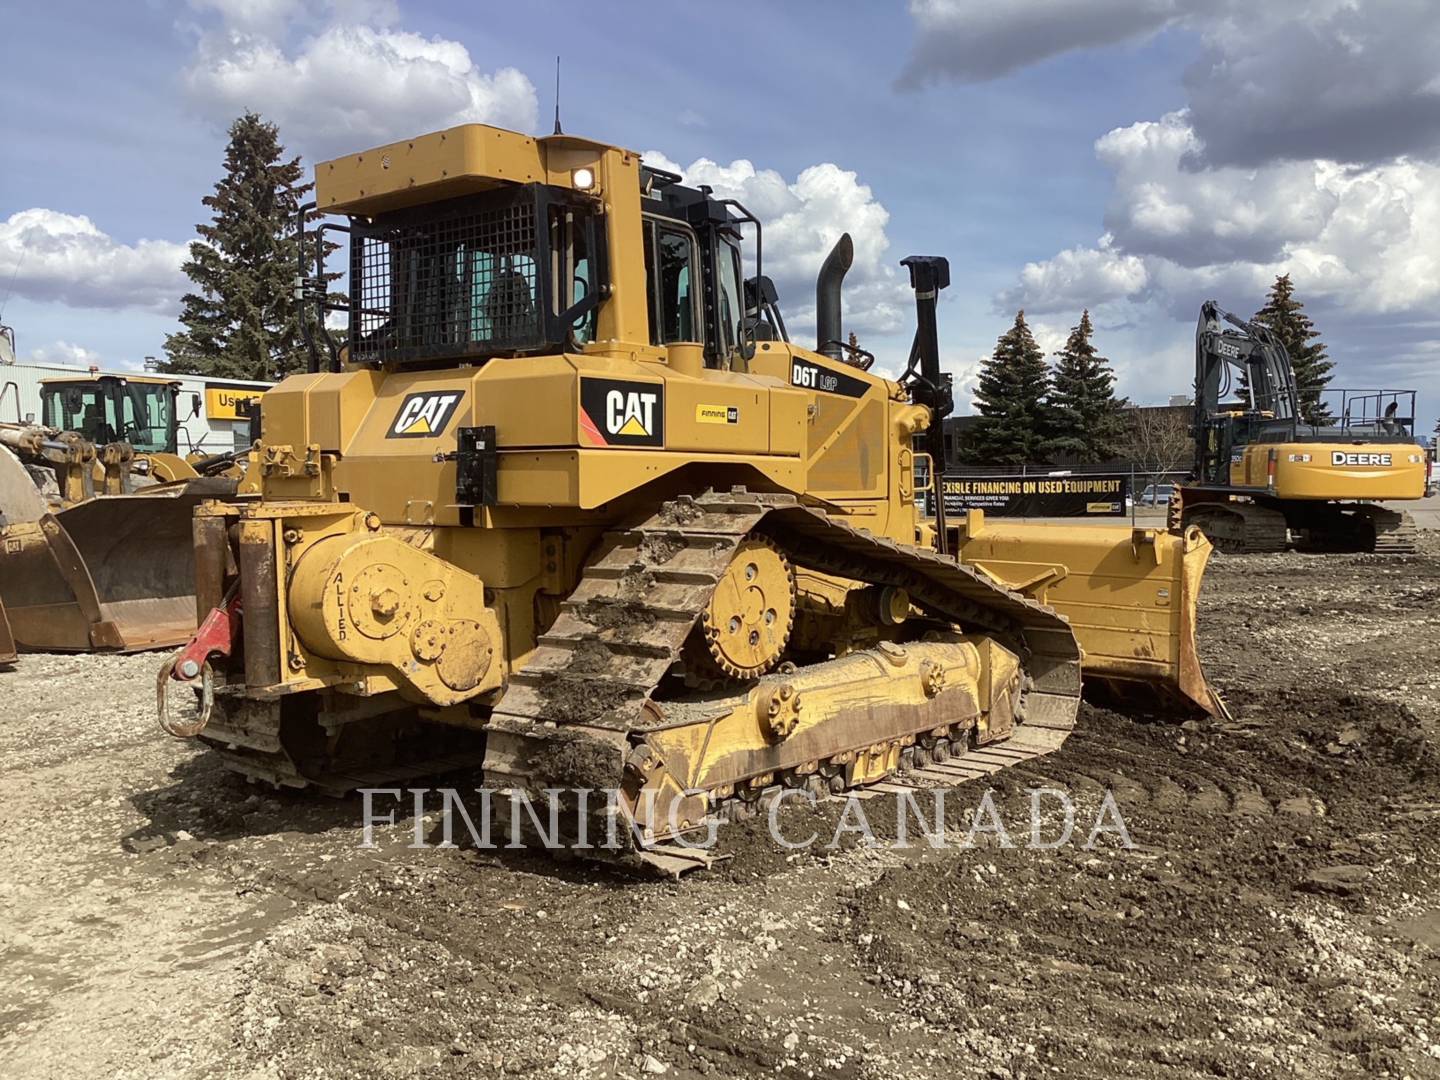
[42,374,179,387]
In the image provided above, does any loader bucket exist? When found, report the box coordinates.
[0,443,49,525]
[950,512,1228,719]
[0,598,15,665]
[0,478,233,653]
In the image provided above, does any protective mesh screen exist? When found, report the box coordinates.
[352,197,542,364]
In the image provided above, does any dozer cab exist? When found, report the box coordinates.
[159,123,1225,868]
[0,374,245,653]
[1175,301,1427,553]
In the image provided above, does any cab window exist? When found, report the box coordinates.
[550,206,598,346]
[715,240,743,357]
[644,219,699,346]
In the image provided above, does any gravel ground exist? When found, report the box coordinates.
[2,536,1438,1079]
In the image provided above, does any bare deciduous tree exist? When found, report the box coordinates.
[1122,406,1194,480]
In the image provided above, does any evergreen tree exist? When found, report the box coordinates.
[965,310,1053,465]
[1042,310,1128,463]
[163,112,333,380]
[1252,274,1334,423]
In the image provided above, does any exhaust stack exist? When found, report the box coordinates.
[815,233,853,359]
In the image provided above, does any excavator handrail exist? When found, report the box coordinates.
[0,381,20,425]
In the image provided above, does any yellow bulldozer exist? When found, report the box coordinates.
[0,374,247,653]
[158,123,1225,869]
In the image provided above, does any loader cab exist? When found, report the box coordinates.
[40,375,181,454]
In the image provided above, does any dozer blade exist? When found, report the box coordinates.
[0,478,234,653]
[950,512,1229,720]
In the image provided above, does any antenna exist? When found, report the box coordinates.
[553,56,563,135]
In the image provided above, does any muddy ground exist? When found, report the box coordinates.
[2,538,1439,1079]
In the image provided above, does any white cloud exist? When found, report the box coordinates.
[0,209,187,314]
[24,340,104,367]
[1002,235,1148,314]
[1006,115,1440,321]
[909,1,1440,427]
[641,151,909,341]
[1095,113,1341,267]
[188,0,310,37]
[183,5,537,160]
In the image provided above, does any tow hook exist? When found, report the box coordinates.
[157,586,241,738]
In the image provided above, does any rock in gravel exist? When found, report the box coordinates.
[1299,864,1372,896]
[685,974,723,1009]
[641,1053,669,1074]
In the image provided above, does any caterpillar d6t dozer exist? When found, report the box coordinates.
[159,123,1225,868]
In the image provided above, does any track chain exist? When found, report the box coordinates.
[1184,503,1289,554]
[1360,507,1418,554]
[485,489,1082,869]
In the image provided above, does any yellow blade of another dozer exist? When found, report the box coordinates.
[0,479,233,653]
[949,511,1229,720]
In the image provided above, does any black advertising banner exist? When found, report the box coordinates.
[930,473,1129,517]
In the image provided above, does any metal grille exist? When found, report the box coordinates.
[351,194,543,364]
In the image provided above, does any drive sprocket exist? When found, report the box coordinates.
[689,534,796,680]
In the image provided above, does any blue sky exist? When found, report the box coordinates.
[3,0,1436,435]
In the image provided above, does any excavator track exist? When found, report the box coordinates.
[1290,503,1419,554]
[1183,502,1288,554]
[1358,507,1418,555]
[483,489,1081,872]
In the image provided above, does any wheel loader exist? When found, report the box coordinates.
[1175,302,1427,553]
[158,123,1225,868]
[0,382,243,653]
[35,372,251,484]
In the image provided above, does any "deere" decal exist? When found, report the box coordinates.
[387,391,464,438]
[579,378,664,447]
[1331,451,1392,466]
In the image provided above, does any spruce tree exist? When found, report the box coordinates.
[1252,274,1334,423]
[965,310,1052,465]
[163,113,331,380]
[1042,310,1127,463]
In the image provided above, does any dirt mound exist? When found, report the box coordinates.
[841,682,1440,1078]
